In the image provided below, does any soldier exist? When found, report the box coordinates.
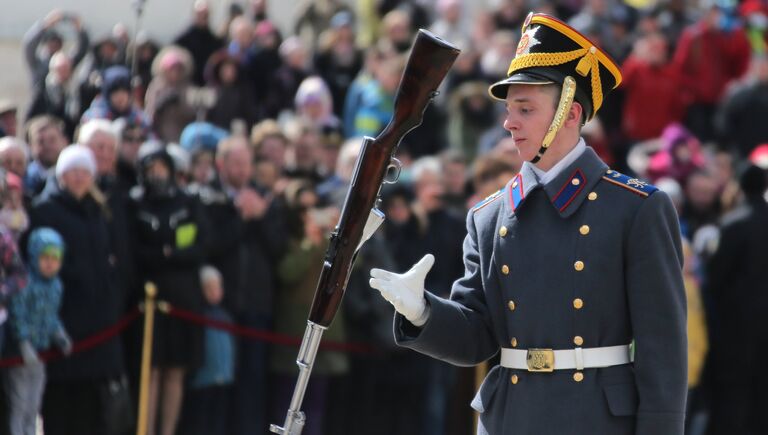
[369,13,687,435]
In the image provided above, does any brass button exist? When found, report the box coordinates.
[588,192,598,201]
[507,300,516,311]
[574,336,584,346]
[511,374,519,384]
[510,337,518,347]
[499,226,508,237]
[574,261,584,271]
[579,225,590,235]
[571,178,580,186]
[573,372,584,382]
[573,298,584,309]
[501,265,510,275]
[512,180,518,188]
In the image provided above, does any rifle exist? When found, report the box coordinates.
[270,30,460,435]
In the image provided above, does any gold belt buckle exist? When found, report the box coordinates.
[526,348,555,372]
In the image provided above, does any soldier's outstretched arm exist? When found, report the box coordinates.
[625,191,688,435]
[385,213,499,367]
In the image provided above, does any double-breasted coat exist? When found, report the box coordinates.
[395,145,687,434]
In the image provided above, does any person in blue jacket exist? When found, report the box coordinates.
[5,227,71,435]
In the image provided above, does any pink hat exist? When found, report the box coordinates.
[749,144,768,169]
[160,51,184,71]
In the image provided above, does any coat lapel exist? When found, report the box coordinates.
[543,147,608,218]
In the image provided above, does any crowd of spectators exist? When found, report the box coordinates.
[0,0,767,434]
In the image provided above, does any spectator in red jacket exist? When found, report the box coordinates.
[672,2,751,141]
[621,32,687,142]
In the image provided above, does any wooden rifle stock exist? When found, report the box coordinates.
[308,30,460,327]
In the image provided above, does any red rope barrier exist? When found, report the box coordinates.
[161,304,375,354]
[0,307,142,368]
[0,302,375,369]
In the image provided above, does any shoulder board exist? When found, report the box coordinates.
[471,188,505,213]
[601,170,658,197]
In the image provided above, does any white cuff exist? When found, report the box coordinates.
[409,300,431,327]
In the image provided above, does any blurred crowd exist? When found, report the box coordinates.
[0,0,767,434]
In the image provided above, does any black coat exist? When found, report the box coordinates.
[129,187,207,310]
[174,25,223,86]
[383,208,465,297]
[195,181,287,319]
[129,186,207,367]
[27,180,124,380]
[705,197,768,377]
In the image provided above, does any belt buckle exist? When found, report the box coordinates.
[526,348,555,372]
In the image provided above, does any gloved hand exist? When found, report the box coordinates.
[369,254,434,326]
[19,340,39,365]
[52,329,73,356]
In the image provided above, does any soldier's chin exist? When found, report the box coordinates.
[517,146,539,163]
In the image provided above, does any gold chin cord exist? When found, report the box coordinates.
[530,76,577,164]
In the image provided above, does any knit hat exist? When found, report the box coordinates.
[55,145,97,179]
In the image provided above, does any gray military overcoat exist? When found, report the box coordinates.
[394,146,687,435]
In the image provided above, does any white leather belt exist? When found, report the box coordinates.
[500,344,633,372]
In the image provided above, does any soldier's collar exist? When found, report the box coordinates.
[507,146,607,218]
[505,161,541,214]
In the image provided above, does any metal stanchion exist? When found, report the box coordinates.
[136,282,157,435]
[474,361,488,433]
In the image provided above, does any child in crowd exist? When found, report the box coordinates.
[4,227,71,435]
[181,265,235,435]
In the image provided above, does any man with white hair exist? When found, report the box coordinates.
[77,119,118,182]
[0,137,30,180]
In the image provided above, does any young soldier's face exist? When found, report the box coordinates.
[502,84,557,163]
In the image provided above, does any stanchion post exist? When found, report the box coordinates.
[474,361,488,433]
[136,282,157,435]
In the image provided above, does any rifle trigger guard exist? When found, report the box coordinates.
[384,158,402,184]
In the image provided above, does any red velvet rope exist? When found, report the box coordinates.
[0,302,375,368]
[0,307,141,368]
[161,304,375,354]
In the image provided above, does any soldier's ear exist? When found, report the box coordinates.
[565,101,583,127]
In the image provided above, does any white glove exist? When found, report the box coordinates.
[369,254,434,326]
[19,340,40,365]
